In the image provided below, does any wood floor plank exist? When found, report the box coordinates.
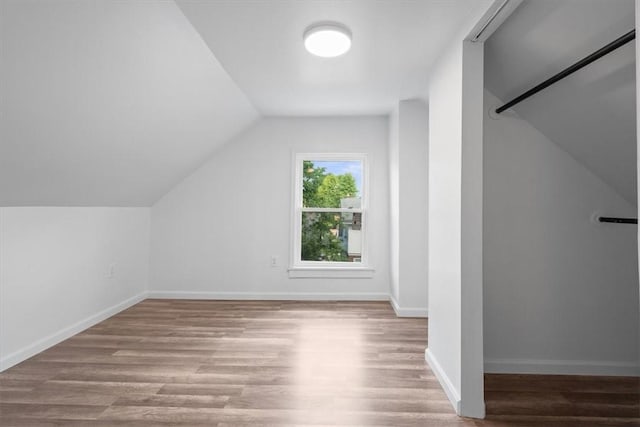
[0,388,118,406]
[34,380,164,395]
[111,393,229,408]
[475,414,640,426]
[157,383,243,396]
[485,373,640,394]
[1,299,637,426]
[0,402,108,420]
[484,373,640,423]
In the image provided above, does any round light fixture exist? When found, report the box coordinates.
[303,22,352,58]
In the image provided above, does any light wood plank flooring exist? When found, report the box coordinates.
[0,299,638,426]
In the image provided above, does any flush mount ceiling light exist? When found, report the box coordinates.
[303,22,352,57]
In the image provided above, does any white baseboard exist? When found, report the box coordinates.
[147,290,390,301]
[425,348,461,414]
[389,295,428,318]
[485,358,640,377]
[0,292,147,372]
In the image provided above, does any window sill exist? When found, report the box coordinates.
[288,266,375,279]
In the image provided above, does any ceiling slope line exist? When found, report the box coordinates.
[173,0,262,117]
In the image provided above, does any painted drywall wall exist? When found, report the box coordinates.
[389,100,429,317]
[0,207,150,371]
[636,0,640,335]
[483,90,640,375]
[426,37,485,417]
[459,40,486,418]
[426,39,463,412]
[389,107,401,306]
[151,117,390,299]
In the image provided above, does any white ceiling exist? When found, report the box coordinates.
[176,0,492,116]
[485,0,636,204]
[1,0,495,206]
[5,1,635,207]
[0,0,258,206]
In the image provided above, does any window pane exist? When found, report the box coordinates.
[301,211,362,262]
[302,160,362,208]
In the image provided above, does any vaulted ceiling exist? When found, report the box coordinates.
[1,0,495,206]
[485,0,636,204]
[0,0,258,206]
[5,1,633,207]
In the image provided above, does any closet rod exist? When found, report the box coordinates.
[495,29,636,114]
[598,217,638,224]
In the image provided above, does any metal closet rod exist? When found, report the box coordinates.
[598,217,638,224]
[496,29,636,114]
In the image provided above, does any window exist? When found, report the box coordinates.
[290,153,373,278]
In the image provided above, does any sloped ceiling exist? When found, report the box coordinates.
[0,0,259,206]
[485,0,636,205]
[176,0,492,116]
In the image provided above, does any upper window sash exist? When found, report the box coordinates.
[294,153,368,210]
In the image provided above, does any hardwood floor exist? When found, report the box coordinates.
[484,373,640,425]
[0,299,638,426]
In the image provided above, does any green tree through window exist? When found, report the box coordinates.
[301,161,359,261]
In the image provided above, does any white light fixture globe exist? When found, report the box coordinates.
[304,23,352,58]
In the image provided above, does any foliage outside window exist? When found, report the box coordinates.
[292,154,367,267]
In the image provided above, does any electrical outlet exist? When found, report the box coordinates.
[270,256,278,267]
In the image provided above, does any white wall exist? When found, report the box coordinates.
[636,0,640,344]
[484,90,639,376]
[389,100,429,317]
[0,207,150,371]
[426,37,485,417]
[389,105,401,306]
[427,40,463,413]
[459,40,486,418]
[151,117,391,299]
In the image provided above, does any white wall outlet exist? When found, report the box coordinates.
[107,263,116,278]
[270,255,278,267]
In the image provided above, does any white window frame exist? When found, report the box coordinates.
[289,153,374,278]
